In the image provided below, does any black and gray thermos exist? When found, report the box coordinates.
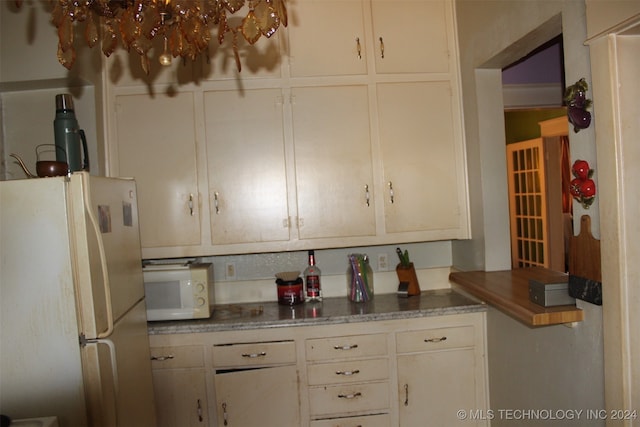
[54,93,89,173]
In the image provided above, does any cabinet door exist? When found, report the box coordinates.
[203,89,290,245]
[370,0,450,74]
[292,85,376,239]
[115,92,201,248]
[377,81,463,234]
[287,0,368,77]
[152,369,208,427]
[397,349,477,426]
[215,365,300,426]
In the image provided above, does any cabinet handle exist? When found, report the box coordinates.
[356,37,362,59]
[404,383,409,406]
[338,392,362,399]
[364,184,370,207]
[333,344,358,351]
[214,192,220,214]
[241,351,267,358]
[379,36,385,59]
[424,336,448,343]
[197,399,203,422]
[222,402,228,426]
[150,354,174,361]
[335,369,360,376]
[388,181,394,204]
[188,193,194,216]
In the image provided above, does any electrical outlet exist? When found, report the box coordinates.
[225,262,236,280]
[377,253,388,271]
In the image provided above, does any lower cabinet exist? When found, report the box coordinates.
[147,312,488,427]
[211,340,300,427]
[214,365,300,426]
[396,326,479,426]
[150,346,209,427]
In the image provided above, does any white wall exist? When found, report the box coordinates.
[453,1,605,423]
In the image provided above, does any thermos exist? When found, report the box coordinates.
[54,94,89,173]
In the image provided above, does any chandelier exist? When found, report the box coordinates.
[15,0,288,74]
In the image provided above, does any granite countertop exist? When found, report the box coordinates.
[147,288,486,335]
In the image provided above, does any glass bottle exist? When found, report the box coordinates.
[304,250,322,301]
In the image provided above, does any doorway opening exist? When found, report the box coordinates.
[502,35,571,272]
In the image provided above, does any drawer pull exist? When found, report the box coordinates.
[333,344,358,351]
[424,336,447,343]
[150,354,174,361]
[197,399,203,422]
[241,351,267,358]
[335,369,360,376]
[404,383,409,406]
[338,392,362,399]
[222,402,228,426]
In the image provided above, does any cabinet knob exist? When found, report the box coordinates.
[356,37,362,59]
[379,36,385,59]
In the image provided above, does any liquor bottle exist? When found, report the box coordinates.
[304,250,322,301]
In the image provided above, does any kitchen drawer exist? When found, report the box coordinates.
[396,325,475,354]
[310,413,391,427]
[212,340,296,368]
[307,358,389,386]
[150,345,205,369]
[308,381,390,417]
[306,334,387,361]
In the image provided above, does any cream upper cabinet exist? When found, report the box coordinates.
[287,0,368,77]
[291,85,376,239]
[377,81,466,237]
[203,88,290,246]
[370,0,450,74]
[113,92,201,249]
[103,0,468,256]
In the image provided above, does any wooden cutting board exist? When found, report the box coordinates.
[568,215,602,304]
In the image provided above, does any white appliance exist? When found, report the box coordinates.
[143,262,214,321]
[0,172,156,427]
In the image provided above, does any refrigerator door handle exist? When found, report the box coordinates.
[81,335,120,426]
[82,178,114,338]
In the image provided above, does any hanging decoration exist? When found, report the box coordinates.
[569,159,596,209]
[564,78,592,132]
[13,0,288,75]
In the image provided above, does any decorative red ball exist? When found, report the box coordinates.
[570,178,583,197]
[580,179,597,198]
[572,159,590,180]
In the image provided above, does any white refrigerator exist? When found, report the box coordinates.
[0,172,156,427]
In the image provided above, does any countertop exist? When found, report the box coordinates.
[449,268,584,326]
[147,288,486,335]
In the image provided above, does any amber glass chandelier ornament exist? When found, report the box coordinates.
[14,0,287,74]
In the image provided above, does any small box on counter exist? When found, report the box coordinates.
[529,277,575,307]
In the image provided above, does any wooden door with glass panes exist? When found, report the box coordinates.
[506,133,567,271]
[507,137,555,269]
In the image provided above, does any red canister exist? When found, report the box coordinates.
[276,277,304,305]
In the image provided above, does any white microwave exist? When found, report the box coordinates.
[142,262,214,321]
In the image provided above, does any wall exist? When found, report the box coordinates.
[453,0,605,424]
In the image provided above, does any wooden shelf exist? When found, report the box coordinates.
[449,268,584,327]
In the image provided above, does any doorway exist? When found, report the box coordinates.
[501,36,571,272]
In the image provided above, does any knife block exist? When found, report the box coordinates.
[396,263,421,296]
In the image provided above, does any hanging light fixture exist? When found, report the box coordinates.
[14,0,287,74]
